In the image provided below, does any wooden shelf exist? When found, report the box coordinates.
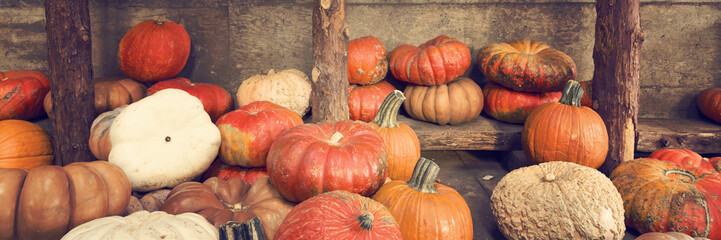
[636,118,721,154]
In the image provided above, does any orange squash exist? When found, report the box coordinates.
[482,81,562,124]
[0,70,50,121]
[0,120,53,169]
[348,36,388,85]
[44,77,146,117]
[403,77,483,125]
[369,90,420,181]
[118,20,190,83]
[348,81,396,122]
[697,87,721,124]
[389,35,471,86]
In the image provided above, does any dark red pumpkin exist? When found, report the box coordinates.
[697,87,721,124]
[348,36,388,85]
[389,35,471,86]
[118,20,191,83]
[477,39,577,92]
[203,159,269,185]
[267,120,388,202]
[649,149,715,171]
[148,77,233,122]
[348,81,396,122]
[0,70,50,121]
[483,81,562,124]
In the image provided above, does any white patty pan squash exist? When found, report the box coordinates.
[61,211,218,240]
[236,68,312,116]
[108,88,221,192]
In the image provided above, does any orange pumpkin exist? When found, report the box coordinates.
[389,35,471,86]
[0,70,50,121]
[649,149,715,171]
[118,20,191,83]
[697,87,721,124]
[348,81,396,122]
[0,120,53,169]
[369,90,420,181]
[44,77,146,117]
[404,77,483,125]
[348,36,388,85]
[522,80,608,169]
[482,81,562,124]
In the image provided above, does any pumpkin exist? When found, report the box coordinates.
[610,158,721,239]
[108,89,221,192]
[267,120,387,202]
[649,148,715,171]
[203,159,269,185]
[369,90,420,181]
[61,211,217,240]
[348,80,396,122]
[0,119,53,169]
[697,87,721,124]
[216,101,303,167]
[275,190,402,240]
[237,69,312,117]
[0,161,131,240]
[44,77,146,117]
[477,39,577,92]
[522,80,608,169]
[88,106,125,160]
[161,177,294,240]
[403,77,483,125]
[482,81,562,124]
[220,217,266,240]
[148,77,232,122]
[0,70,50,121]
[389,35,471,86]
[372,157,473,239]
[348,36,388,85]
[580,80,592,107]
[636,232,711,240]
[124,189,171,216]
[118,19,191,83]
[492,161,626,240]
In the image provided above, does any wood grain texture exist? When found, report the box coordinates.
[400,115,523,151]
[311,0,349,123]
[45,0,95,165]
[636,118,721,154]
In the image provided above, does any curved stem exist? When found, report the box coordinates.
[357,212,374,231]
[558,80,583,107]
[372,90,405,128]
[407,157,440,193]
[219,217,266,240]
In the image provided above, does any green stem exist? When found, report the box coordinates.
[407,157,440,193]
[372,90,405,128]
[558,80,583,107]
[219,217,266,240]
[357,212,374,231]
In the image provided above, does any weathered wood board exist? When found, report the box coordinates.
[636,118,721,154]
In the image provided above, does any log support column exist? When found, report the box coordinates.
[311,0,349,123]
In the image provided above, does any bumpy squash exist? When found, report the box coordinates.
[389,35,471,86]
[236,69,312,117]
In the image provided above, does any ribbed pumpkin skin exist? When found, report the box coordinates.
[215,101,303,167]
[698,87,721,124]
[348,81,396,122]
[0,70,50,121]
[275,190,402,240]
[266,121,387,203]
[148,77,232,122]
[369,90,421,181]
[348,36,388,85]
[44,77,146,117]
[61,211,218,240]
[389,35,471,86]
[610,158,721,239]
[404,77,483,125]
[649,149,715,171]
[88,106,125,160]
[0,120,53,169]
[203,159,269,185]
[477,39,577,92]
[483,82,562,124]
[0,161,131,240]
[118,20,190,83]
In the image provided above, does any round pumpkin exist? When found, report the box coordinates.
[267,120,387,202]
[636,232,711,240]
[161,177,294,240]
[389,35,471,86]
[108,89,221,192]
[372,157,473,239]
[477,39,577,92]
[216,101,303,168]
[203,159,269,184]
[275,190,402,240]
[118,20,191,83]
[348,80,396,122]
[403,77,483,125]
[236,69,312,117]
[522,80,609,169]
[492,161,626,240]
[0,70,50,121]
[148,77,233,122]
[369,90,420,181]
[348,36,388,85]
[610,158,721,239]
[697,87,721,124]
[0,119,53,169]
[124,189,171,216]
[44,77,146,117]
[649,148,715,171]
[61,211,217,240]
[483,81,562,124]
[88,106,125,160]
[0,161,131,240]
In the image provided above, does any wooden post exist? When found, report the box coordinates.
[311,0,349,123]
[45,0,95,165]
[593,0,644,174]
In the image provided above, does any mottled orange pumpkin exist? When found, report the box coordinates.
[0,120,53,169]
[348,36,388,85]
[483,81,562,124]
[389,35,471,86]
[697,87,721,124]
[348,81,396,122]
[118,20,191,83]
[369,90,421,181]
[649,148,715,171]
[0,70,50,121]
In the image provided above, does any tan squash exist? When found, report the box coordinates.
[236,69,312,117]
[403,77,483,125]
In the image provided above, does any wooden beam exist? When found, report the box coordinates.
[636,118,721,154]
[593,0,644,174]
[400,115,523,151]
[311,0,349,123]
[45,0,95,165]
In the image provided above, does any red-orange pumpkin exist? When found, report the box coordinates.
[202,159,269,185]
[580,80,592,107]
[348,81,396,122]
[118,20,191,83]
[649,149,715,171]
[0,120,53,169]
[0,70,50,121]
[483,81,562,124]
[389,35,471,86]
[348,36,388,85]
[267,120,387,202]
[697,87,721,124]
[44,77,146,117]
[369,90,421,181]
[148,77,232,122]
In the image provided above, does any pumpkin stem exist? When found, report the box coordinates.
[219,217,266,240]
[543,173,556,182]
[558,80,583,107]
[407,157,440,193]
[372,90,405,128]
[357,212,374,231]
[329,132,344,144]
[267,69,276,75]
[154,20,165,25]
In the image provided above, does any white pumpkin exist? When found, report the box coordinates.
[108,89,221,192]
[236,69,312,116]
[61,211,218,240]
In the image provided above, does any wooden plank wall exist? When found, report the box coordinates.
[1,0,720,119]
